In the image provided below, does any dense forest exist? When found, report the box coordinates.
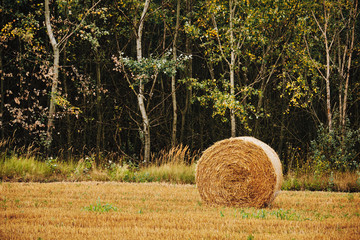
[0,0,359,173]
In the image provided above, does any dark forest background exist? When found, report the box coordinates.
[0,0,359,173]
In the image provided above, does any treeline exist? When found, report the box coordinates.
[0,0,359,172]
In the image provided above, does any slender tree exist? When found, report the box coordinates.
[210,0,238,137]
[0,47,3,139]
[135,0,151,162]
[337,0,359,134]
[44,0,60,151]
[304,0,359,133]
[44,0,102,152]
[171,0,181,146]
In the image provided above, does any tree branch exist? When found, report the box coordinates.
[58,0,103,50]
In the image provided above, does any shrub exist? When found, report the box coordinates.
[310,115,359,172]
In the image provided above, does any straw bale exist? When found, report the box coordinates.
[195,137,283,208]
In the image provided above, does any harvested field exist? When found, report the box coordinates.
[0,182,359,239]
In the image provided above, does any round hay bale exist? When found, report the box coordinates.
[195,137,283,208]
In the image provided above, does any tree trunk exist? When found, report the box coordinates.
[0,1,4,140]
[254,77,266,137]
[311,4,332,132]
[229,0,236,137]
[180,0,193,145]
[136,0,151,163]
[45,0,60,152]
[0,47,3,139]
[63,48,72,159]
[325,37,332,132]
[0,48,3,139]
[340,0,357,132]
[95,53,102,166]
[171,0,181,146]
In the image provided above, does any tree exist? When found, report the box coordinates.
[171,0,181,146]
[44,0,102,153]
[44,0,60,150]
[186,0,286,136]
[135,0,151,163]
[303,0,359,134]
[113,0,191,162]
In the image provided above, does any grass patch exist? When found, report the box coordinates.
[0,145,359,192]
[137,144,197,184]
[0,156,53,181]
[138,162,196,184]
[282,171,360,192]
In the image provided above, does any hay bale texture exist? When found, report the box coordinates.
[196,137,283,208]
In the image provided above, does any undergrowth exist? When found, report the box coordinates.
[0,144,359,191]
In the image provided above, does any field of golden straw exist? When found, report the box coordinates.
[1,182,359,239]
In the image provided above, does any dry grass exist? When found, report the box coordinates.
[1,182,359,240]
[136,144,197,184]
[150,144,198,166]
[138,163,195,184]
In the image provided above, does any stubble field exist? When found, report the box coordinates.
[0,182,359,239]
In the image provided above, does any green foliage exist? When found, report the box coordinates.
[73,156,95,176]
[82,197,118,213]
[186,77,263,130]
[310,116,360,172]
[1,0,359,170]
[234,208,303,221]
[45,157,58,173]
[113,51,191,86]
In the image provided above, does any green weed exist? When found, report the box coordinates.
[234,208,302,221]
[220,211,224,217]
[247,234,254,240]
[1,196,7,209]
[82,198,118,213]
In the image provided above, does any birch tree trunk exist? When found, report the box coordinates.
[136,0,151,163]
[0,48,4,139]
[45,0,60,151]
[324,22,332,132]
[339,0,358,132]
[171,0,181,146]
[309,5,333,133]
[211,0,237,137]
[229,0,236,137]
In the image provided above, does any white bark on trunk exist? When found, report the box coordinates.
[136,0,151,163]
[45,0,60,150]
[323,8,332,132]
[340,0,357,130]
